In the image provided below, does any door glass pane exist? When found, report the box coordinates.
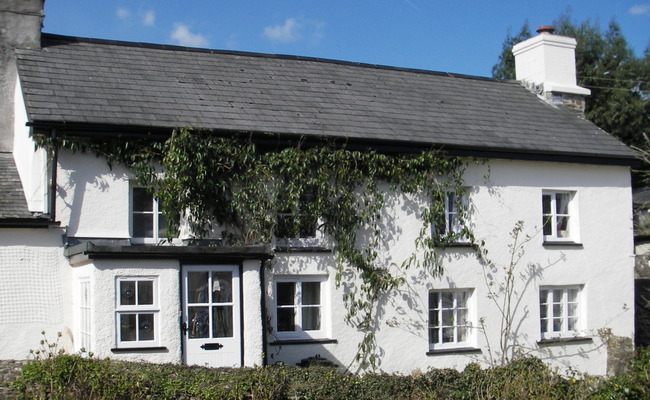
[302,306,321,330]
[138,281,153,305]
[277,282,295,306]
[212,306,233,338]
[138,313,154,341]
[120,281,136,306]
[188,306,209,338]
[277,308,295,332]
[120,314,136,341]
[188,272,209,303]
[133,214,153,237]
[212,271,233,303]
[302,282,321,305]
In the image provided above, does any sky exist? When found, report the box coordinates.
[42,1,650,78]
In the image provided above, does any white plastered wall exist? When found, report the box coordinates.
[265,159,634,375]
[12,78,48,213]
[0,228,73,360]
[242,259,264,366]
[80,259,182,364]
[56,150,132,239]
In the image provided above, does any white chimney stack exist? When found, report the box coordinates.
[513,25,590,113]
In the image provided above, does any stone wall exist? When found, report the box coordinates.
[0,359,25,400]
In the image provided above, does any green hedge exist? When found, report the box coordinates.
[10,350,650,399]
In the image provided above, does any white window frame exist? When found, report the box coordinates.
[428,289,475,350]
[539,285,584,340]
[274,276,329,340]
[131,186,168,244]
[115,276,160,348]
[432,189,469,243]
[79,279,91,352]
[542,190,579,243]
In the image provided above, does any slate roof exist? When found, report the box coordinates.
[14,33,636,163]
[0,153,34,219]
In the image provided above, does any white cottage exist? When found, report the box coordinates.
[0,1,637,376]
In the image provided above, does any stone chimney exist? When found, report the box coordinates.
[512,25,590,114]
[0,0,45,151]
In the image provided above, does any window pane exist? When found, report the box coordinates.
[540,290,548,304]
[138,281,153,305]
[277,282,295,306]
[568,289,578,303]
[138,313,154,341]
[553,290,563,303]
[120,314,136,341]
[188,272,209,303]
[277,308,295,332]
[553,318,563,332]
[568,317,577,331]
[543,216,552,236]
[302,306,321,331]
[556,193,570,214]
[442,310,454,326]
[441,292,453,308]
[158,214,168,238]
[213,306,233,338]
[302,282,321,305]
[542,195,551,214]
[557,216,570,237]
[430,328,439,344]
[540,303,547,319]
[442,327,454,343]
[429,292,439,309]
[458,326,467,342]
[457,309,468,325]
[568,303,578,317]
[120,281,136,306]
[553,303,563,317]
[133,214,153,238]
[133,188,153,211]
[212,271,232,303]
[430,310,439,326]
[188,306,209,338]
[457,291,469,308]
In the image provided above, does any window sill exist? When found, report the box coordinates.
[542,241,583,248]
[537,336,592,346]
[269,338,338,346]
[426,347,482,356]
[274,246,332,253]
[111,346,168,353]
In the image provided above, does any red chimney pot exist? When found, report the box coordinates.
[536,25,555,35]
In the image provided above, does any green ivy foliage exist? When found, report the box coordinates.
[36,127,481,369]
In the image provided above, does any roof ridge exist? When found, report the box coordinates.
[39,33,505,83]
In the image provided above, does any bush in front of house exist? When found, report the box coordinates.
[11,350,650,399]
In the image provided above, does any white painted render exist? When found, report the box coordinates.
[265,159,634,375]
[12,80,48,213]
[3,130,634,375]
[513,32,591,96]
[75,259,183,364]
[0,228,73,359]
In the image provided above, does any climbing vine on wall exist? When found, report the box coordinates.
[37,127,483,369]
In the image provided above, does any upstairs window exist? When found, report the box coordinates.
[433,190,469,244]
[275,276,328,340]
[115,277,159,347]
[542,191,577,242]
[132,187,168,243]
[276,191,318,239]
[540,286,582,339]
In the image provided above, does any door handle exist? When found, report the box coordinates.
[181,322,188,335]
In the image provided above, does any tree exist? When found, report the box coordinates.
[492,14,650,151]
